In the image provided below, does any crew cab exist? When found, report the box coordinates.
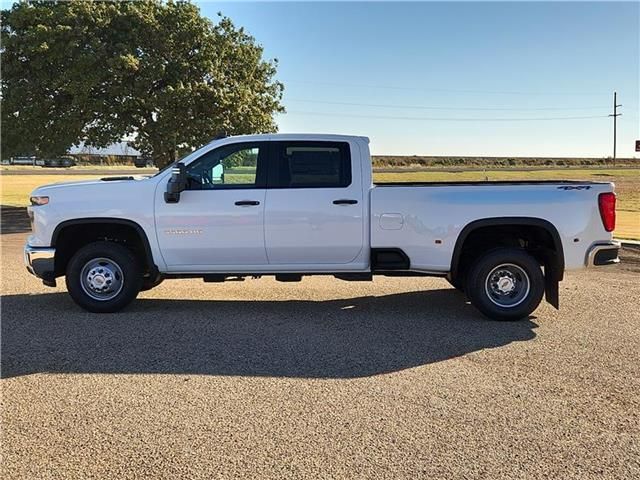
[24,134,620,320]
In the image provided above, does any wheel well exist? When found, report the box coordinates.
[451,219,564,285]
[52,220,155,277]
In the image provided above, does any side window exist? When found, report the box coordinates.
[273,142,351,188]
[185,143,264,190]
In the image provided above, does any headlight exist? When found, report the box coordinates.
[30,196,49,206]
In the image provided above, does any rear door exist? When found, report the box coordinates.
[264,141,365,265]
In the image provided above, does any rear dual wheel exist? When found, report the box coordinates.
[466,248,544,321]
[141,273,164,291]
[446,275,465,293]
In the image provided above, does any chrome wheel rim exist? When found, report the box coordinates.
[484,263,530,308]
[80,257,124,301]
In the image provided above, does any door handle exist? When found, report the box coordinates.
[234,200,260,206]
[333,199,358,205]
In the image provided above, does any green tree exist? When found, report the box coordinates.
[1,1,284,167]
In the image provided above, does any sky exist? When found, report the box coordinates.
[199,1,640,158]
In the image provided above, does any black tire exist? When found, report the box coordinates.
[465,248,544,321]
[446,274,465,293]
[140,274,164,292]
[65,241,142,313]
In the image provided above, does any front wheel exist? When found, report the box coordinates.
[466,248,544,321]
[66,241,142,313]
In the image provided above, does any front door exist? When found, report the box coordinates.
[264,141,365,265]
[155,142,269,270]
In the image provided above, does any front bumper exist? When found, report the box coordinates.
[24,244,56,285]
[586,241,621,267]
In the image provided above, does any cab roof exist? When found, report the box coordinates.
[212,133,370,144]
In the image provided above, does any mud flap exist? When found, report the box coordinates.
[544,268,560,309]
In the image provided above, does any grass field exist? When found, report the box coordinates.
[1,174,108,207]
[371,154,640,169]
[1,167,638,239]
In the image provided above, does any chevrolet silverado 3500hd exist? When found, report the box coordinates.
[25,134,620,320]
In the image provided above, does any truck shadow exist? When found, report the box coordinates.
[1,290,537,379]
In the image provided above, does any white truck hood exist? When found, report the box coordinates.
[32,176,146,195]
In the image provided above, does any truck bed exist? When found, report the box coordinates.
[370,180,614,272]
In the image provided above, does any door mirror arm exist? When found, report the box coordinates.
[164,162,187,203]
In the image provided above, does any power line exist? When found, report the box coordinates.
[286,98,612,112]
[284,110,611,122]
[283,80,607,96]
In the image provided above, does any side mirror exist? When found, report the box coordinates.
[164,162,187,203]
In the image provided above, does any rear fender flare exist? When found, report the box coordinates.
[450,217,565,308]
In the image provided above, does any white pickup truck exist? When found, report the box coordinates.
[25,134,620,320]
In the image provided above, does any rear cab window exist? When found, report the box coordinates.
[270,142,351,188]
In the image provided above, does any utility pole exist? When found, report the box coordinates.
[609,91,622,166]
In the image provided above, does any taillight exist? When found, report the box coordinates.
[598,192,616,232]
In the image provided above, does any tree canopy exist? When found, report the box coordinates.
[1,1,284,167]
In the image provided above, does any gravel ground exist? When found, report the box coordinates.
[1,232,639,479]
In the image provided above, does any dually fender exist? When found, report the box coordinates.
[449,217,565,309]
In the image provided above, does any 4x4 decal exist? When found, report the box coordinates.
[557,185,592,190]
